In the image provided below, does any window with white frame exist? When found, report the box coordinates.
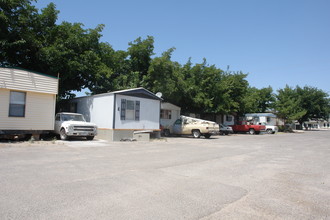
[121,99,140,121]
[226,115,233,122]
[160,109,172,119]
[9,91,26,117]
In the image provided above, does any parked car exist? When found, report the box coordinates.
[162,115,219,138]
[219,124,233,135]
[54,112,97,140]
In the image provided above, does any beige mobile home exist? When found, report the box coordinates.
[0,67,58,139]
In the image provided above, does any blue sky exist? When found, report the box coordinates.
[34,0,330,94]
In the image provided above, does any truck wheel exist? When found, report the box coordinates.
[267,129,273,134]
[86,136,94,140]
[249,129,256,135]
[204,134,211,139]
[163,129,170,137]
[60,128,68,140]
[192,130,201,138]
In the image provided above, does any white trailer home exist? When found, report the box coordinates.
[222,114,235,126]
[245,113,284,126]
[0,67,58,139]
[69,88,162,141]
[160,102,181,131]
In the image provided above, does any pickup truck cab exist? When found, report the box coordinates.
[55,112,97,140]
[264,124,278,134]
[231,121,266,135]
[164,115,219,138]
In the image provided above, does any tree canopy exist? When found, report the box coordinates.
[243,86,276,113]
[275,86,330,125]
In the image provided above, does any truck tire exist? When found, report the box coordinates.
[86,136,94,140]
[192,130,201,138]
[163,129,170,137]
[267,129,273,134]
[60,128,68,140]
[204,134,211,139]
[249,129,256,135]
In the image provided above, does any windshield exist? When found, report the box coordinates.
[174,119,182,125]
[61,114,85,122]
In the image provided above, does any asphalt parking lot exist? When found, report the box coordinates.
[0,131,329,220]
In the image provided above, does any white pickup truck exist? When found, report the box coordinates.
[265,124,278,134]
[163,115,219,138]
[54,112,97,140]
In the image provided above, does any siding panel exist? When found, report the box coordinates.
[0,68,58,94]
[0,89,56,130]
[73,94,114,129]
[115,94,160,129]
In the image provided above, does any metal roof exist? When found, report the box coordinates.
[73,87,163,101]
[245,113,277,118]
[110,87,163,100]
[1,67,58,79]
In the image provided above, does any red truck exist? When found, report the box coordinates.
[230,121,266,135]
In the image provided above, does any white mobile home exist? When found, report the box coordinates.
[302,119,329,130]
[70,88,162,141]
[245,113,284,126]
[222,114,235,126]
[0,67,58,139]
[160,102,181,129]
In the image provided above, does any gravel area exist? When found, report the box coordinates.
[0,131,329,219]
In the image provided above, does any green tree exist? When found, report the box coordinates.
[88,44,138,94]
[142,48,182,103]
[244,86,276,113]
[218,72,249,115]
[0,1,58,68]
[91,36,156,94]
[174,59,225,114]
[296,86,330,125]
[258,86,276,112]
[0,0,109,97]
[276,86,307,123]
[275,85,330,127]
[184,59,217,113]
[243,87,260,113]
[127,36,154,83]
[38,22,108,97]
